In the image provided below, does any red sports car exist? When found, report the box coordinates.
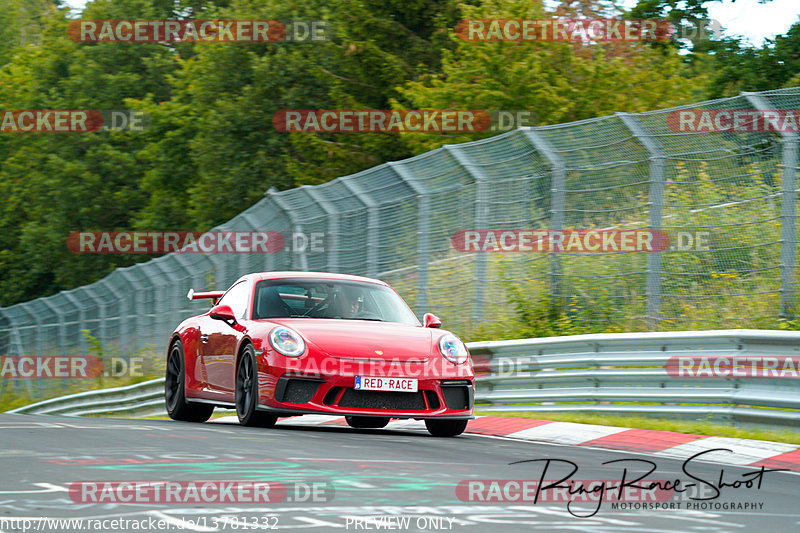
[165,271,474,437]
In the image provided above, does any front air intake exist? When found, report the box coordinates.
[275,376,323,403]
[441,381,473,410]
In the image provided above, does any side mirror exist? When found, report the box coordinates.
[209,304,236,323]
[423,313,442,328]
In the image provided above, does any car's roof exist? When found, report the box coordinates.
[241,271,389,287]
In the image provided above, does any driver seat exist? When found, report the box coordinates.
[256,287,293,318]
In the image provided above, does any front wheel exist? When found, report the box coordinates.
[165,340,214,423]
[425,419,468,437]
[236,344,278,428]
[345,416,390,429]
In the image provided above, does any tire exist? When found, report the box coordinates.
[345,416,390,429]
[425,419,468,437]
[165,340,214,423]
[236,344,278,428]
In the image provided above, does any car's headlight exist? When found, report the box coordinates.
[268,326,306,357]
[438,334,469,364]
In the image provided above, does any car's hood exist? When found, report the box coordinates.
[265,319,433,361]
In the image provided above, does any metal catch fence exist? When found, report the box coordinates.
[2,87,800,399]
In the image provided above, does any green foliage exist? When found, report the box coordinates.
[81,328,103,357]
[396,0,707,153]
[701,22,800,97]
[0,0,457,305]
[0,0,794,310]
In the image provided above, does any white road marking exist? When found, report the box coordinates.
[279,516,344,528]
[653,436,798,465]
[32,483,69,492]
[334,479,376,489]
[509,421,629,445]
[0,483,68,494]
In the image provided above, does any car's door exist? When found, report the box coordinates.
[200,280,250,393]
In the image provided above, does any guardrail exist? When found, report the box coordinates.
[6,378,166,418]
[7,330,800,430]
[470,329,800,430]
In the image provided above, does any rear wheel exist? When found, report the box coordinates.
[345,416,390,429]
[236,344,278,428]
[165,340,214,422]
[425,419,468,437]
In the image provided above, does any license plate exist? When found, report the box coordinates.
[354,376,418,392]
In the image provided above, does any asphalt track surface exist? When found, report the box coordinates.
[1,413,799,532]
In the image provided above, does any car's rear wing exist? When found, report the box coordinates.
[186,288,225,304]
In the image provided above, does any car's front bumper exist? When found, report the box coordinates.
[256,355,475,419]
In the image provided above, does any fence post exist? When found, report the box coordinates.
[617,112,665,330]
[27,304,47,358]
[61,292,88,357]
[339,177,379,278]
[234,214,260,277]
[112,275,133,356]
[388,161,430,316]
[203,246,228,291]
[302,186,340,273]
[14,305,41,396]
[268,188,308,271]
[523,129,565,307]
[149,260,186,347]
[96,291,107,353]
[172,254,206,315]
[40,298,67,356]
[0,310,9,357]
[744,92,798,318]
[6,321,34,396]
[118,269,145,357]
[444,145,488,321]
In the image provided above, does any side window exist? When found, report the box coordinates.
[217,282,250,319]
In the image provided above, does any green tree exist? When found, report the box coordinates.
[701,22,800,97]
[0,0,184,304]
[133,0,461,229]
[396,0,706,152]
[0,0,465,303]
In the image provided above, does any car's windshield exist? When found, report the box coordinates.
[252,279,420,326]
